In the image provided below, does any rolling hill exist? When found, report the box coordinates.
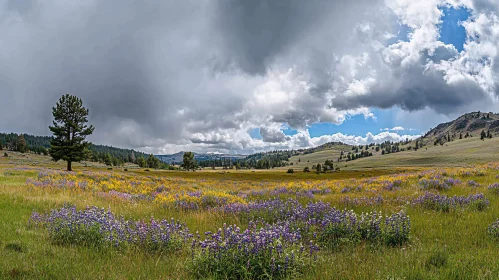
[422,111,499,143]
[278,112,499,172]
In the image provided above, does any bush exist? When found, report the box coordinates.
[29,205,190,253]
[418,178,460,191]
[383,211,411,246]
[488,183,499,195]
[319,210,409,248]
[189,221,318,279]
[412,192,489,212]
[488,219,499,240]
[124,168,128,172]
[287,169,294,174]
[3,152,7,157]
[303,167,310,172]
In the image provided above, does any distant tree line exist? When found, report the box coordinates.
[196,150,299,170]
[0,132,173,169]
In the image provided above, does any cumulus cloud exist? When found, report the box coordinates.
[381,126,407,131]
[0,0,498,154]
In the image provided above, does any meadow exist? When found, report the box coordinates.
[3,152,499,279]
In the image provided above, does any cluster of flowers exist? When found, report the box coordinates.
[318,209,410,247]
[30,204,319,279]
[339,195,412,207]
[217,198,411,248]
[418,176,461,191]
[488,219,499,240]
[190,221,319,279]
[488,183,499,195]
[467,180,481,188]
[340,195,385,206]
[156,190,246,210]
[335,174,415,194]
[29,205,192,252]
[95,190,150,202]
[412,192,489,212]
[239,186,333,200]
[216,198,332,226]
[456,168,486,177]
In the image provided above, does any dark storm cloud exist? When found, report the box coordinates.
[213,0,337,75]
[1,0,498,153]
[0,0,383,149]
[0,0,224,147]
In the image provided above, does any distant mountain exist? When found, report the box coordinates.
[423,111,499,143]
[155,152,246,164]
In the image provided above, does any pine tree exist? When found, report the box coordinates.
[316,163,322,173]
[481,130,486,140]
[16,134,27,153]
[182,152,196,171]
[49,94,94,171]
[103,153,113,166]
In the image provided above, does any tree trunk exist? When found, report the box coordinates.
[67,160,72,171]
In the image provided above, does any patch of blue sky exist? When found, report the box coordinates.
[248,128,262,140]
[307,108,420,137]
[438,6,469,52]
[250,108,420,140]
[386,23,411,45]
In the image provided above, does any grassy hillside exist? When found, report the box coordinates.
[277,137,499,172]
[281,144,350,170]
[339,137,499,170]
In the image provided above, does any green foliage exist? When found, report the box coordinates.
[49,94,95,171]
[316,163,322,173]
[4,242,24,253]
[50,221,104,248]
[425,250,448,269]
[182,152,196,171]
[303,166,310,172]
[146,154,161,169]
[287,168,294,173]
[16,135,27,153]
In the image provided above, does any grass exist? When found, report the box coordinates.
[279,137,499,173]
[3,143,499,279]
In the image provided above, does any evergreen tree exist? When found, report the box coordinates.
[481,130,486,140]
[103,153,113,166]
[147,154,160,169]
[316,163,322,173]
[137,157,146,168]
[182,152,196,171]
[49,94,94,171]
[16,134,27,153]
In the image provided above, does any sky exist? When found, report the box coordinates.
[1,0,499,155]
